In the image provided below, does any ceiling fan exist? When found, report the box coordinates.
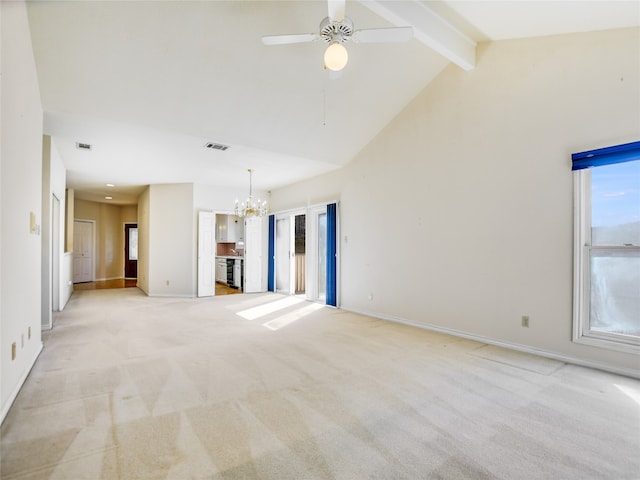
[261,0,413,71]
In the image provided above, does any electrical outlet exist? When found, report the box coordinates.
[368,292,373,301]
[166,280,170,286]
[521,315,530,328]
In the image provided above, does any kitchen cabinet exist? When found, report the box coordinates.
[216,215,243,243]
[215,259,227,283]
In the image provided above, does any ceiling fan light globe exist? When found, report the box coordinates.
[324,42,348,71]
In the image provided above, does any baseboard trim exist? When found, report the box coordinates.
[0,342,44,425]
[147,293,195,298]
[344,307,640,380]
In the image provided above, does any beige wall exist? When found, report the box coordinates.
[137,187,150,294]
[65,188,74,252]
[148,184,194,296]
[270,27,640,375]
[75,199,138,281]
[122,205,137,223]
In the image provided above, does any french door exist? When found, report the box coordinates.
[273,211,307,296]
[275,216,291,293]
[124,223,138,279]
[269,203,336,306]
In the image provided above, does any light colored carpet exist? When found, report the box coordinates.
[467,345,565,376]
[1,288,639,479]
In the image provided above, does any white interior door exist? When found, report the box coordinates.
[73,220,93,283]
[244,216,265,293]
[275,216,291,294]
[306,205,327,302]
[197,211,215,297]
[317,211,328,302]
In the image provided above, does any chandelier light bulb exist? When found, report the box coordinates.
[324,42,348,71]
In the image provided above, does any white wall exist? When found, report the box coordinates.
[270,28,640,376]
[148,183,195,297]
[41,136,52,327]
[50,138,69,309]
[1,0,45,422]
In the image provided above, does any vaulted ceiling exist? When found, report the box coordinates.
[26,1,639,204]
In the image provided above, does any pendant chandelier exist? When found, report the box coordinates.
[235,169,267,218]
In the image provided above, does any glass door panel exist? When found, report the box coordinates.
[317,212,327,301]
[276,217,291,293]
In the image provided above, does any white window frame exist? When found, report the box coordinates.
[573,168,640,353]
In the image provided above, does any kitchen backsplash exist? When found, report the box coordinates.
[216,242,244,256]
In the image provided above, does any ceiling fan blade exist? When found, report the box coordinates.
[261,33,319,46]
[351,26,413,43]
[327,0,346,22]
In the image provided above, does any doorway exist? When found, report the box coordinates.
[294,214,306,294]
[124,223,138,279]
[306,203,337,306]
[268,203,336,305]
[274,212,306,296]
[275,216,290,293]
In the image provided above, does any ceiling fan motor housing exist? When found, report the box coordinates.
[320,16,354,43]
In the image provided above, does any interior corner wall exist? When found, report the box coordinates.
[148,183,195,297]
[270,27,640,375]
[1,0,45,423]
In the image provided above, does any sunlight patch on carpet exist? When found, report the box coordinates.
[615,383,640,406]
[263,303,325,331]
[236,296,304,321]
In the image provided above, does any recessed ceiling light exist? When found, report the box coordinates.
[105,196,113,200]
[106,183,115,187]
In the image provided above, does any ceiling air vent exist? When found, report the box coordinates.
[204,142,229,151]
[76,142,92,150]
